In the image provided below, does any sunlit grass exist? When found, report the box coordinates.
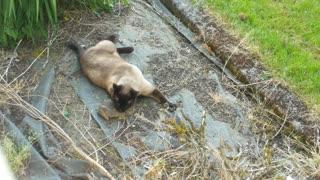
[204,0,320,107]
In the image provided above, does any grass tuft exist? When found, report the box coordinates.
[1,136,30,176]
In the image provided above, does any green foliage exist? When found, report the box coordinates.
[0,0,58,47]
[204,0,320,106]
[0,0,127,48]
[1,136,30,175]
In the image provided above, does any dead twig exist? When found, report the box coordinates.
[1,39,22,81]
[89,117,137,157]
[271,112,288,140]
[222,32,250,76]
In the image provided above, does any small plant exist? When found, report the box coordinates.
[1,136,30,176]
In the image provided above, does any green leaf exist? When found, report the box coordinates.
[63,110,70,117]
[44,0,54,25]
[8,0,16,20]
[36,0,39,22]
[50,0,58,22]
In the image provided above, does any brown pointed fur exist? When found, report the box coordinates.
[67,38,174,112]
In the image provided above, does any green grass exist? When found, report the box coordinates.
[203,0,320,107]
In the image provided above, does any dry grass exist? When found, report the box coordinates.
[246,98,320,179]
[130,107,319,179]
[131,112,213,179]
[141,146,211,179]
[276,139,320,179]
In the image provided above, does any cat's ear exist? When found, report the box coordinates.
[106,34,117,42]
[113,84,122,92]
[130,89,139,97]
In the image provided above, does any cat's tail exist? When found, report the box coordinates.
[117,47,134,54]
[66,39,85,60]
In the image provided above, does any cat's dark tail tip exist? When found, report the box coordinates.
[117,47,134,54]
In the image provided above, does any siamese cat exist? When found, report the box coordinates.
[67,35,176,112]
